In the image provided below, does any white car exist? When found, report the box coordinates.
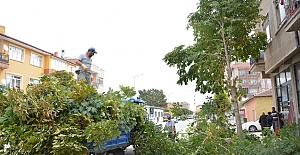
[242,120,262,132]
[172,118,178,123]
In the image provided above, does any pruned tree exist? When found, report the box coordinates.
[163,0,267,135]
[138,89,167,108]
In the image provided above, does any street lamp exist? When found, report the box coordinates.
[133,73,143,88]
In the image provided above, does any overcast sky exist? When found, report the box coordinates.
[0,0,211,111]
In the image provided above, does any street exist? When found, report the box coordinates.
[124,119,194,155]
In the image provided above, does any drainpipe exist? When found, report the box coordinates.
[295,31,300,48]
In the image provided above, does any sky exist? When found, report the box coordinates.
[0,0,212,111]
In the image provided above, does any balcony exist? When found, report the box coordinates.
[0,53,9,69]
[285,0,300,32]
[249,51,265,72]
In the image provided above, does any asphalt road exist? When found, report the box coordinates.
[124,119,194,155]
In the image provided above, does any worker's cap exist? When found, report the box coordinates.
[167,115,171,119]
[88,47,97,54]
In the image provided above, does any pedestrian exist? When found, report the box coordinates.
[164,115,176,139]
[259,112,267,131]
[271,106,278,132]
[266,112,273,127]
[75,47,97,85]
[265,112,273,136]
[156,116,159,124]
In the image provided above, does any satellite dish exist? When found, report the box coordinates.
[3,45,8,52]
[1,78,6,85]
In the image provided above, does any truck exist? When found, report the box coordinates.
[87,98,145,155]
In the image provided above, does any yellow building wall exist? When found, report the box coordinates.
[255,97,273,120]
[66,63,77,78]
[44,55,51,69]
[0,42,48,90]
[0,40,77,90]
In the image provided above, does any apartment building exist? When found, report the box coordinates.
[231,62,272,98]
[250,0,300,130]
[0,25,76,90]
[66,58,105,93]
[178,101,191,110]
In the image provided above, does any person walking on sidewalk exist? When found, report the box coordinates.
[164,115,176,139]
[271,107,279,133]
[75,47,97,85]
[259,112,267,131]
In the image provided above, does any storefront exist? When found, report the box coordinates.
[273,62,300,133]
[275,68,292,121]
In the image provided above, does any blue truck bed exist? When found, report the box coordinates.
[87,130,130,154]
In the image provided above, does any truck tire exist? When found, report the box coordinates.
[106,148,125,155]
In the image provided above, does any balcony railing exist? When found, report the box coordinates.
[0,53,9,63]
[250,50,264,66]
[283,0,300,31]
[284,0,300,18]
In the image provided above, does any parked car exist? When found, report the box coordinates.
[172,117,178,123]
[186,114,194,119]
[242,120,262,132]
[177,116,181,121]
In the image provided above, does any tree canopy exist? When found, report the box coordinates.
[163,0,267,135]
[138,89,167,108]
[0,71,146,155]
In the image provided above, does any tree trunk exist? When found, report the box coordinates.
[231,85,242,136]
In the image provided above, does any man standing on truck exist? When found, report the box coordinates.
[164,115,176,139]
[75,47,97,85]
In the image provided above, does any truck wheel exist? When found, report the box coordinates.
[106,149,125,155]
[106,152,115,155]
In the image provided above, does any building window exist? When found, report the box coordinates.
[276,67,292,119]
[29,78,40,84]
[275,2,286,26]
[97,77,103,85]
[249,89,258,94]
[9,45,24,62]
[68,66,74,73]
[30,53,43,67]
[263,13,271,43]
[238,70,246,75]
[242,87,249,94]
[249,80,257,84]
[51,58,66,70]
[6,73,22,88]
[242,80,247,84]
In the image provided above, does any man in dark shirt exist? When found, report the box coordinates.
[259,112,267,130]
[271,107,278,132]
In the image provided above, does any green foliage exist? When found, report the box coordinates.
[0,71,146,155]
[163,0,267,95]
[163,0,268,135]
[138,89,167,107]
[131,93,300,154]
[131,122,193,155]
[170,102,193,117]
